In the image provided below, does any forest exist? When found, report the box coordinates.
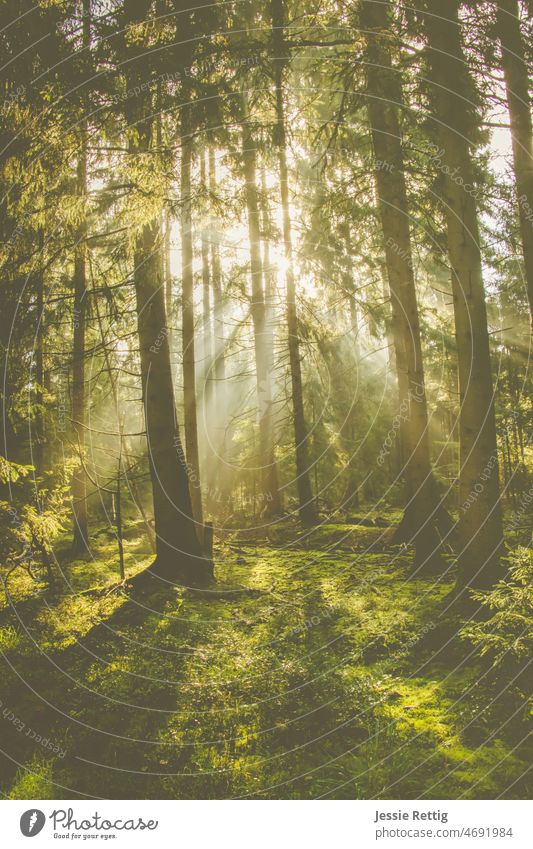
[0,0,531,800]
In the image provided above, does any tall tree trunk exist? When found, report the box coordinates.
[134,220,208,579]
[201,232,212,372]
[271,0,317,526]
[361,0,448,569]
[164,211,173,358]
[497,0,533,332]
[259,165,282,512]
[200,151,213,398]
[340,233,360,512]
[345,235,361,360]
[122,0,210,583]
[208,147,226,404]
[116,429,125,581]
[424,0,504,590]
[34,226,45,477]
[70,0,90,554]
[199,151,215,509]
[241,95,281,515]
[92,284,156,553]
[208,145,229,499]
[180,96,204,538]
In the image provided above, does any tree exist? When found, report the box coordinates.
[121,0,210,584]
[70,0,91,554]
[497,0,533,331]
[208,144,228,485]
[360,0,450,570]
[180,90,204,537]
[423,0,505,590]
[241,92,281,514]
[271,0,317,526]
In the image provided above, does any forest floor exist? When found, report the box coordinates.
[0,516,530,800]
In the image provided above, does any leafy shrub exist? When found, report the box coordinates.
[8,756,57,799]
[0,456,72,582]
[461,547,533,670]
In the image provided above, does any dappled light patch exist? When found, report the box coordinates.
[0,530,529,799]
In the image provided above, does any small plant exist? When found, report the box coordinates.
[461,547,533,671]
[0,456,32,485]
[0,458,73,585]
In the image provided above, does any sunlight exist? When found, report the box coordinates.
[3,0,531,810]
[115,338,129,360]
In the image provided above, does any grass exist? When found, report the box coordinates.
[0,518,531,800]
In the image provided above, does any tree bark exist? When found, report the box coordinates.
[208,148,226,412]
[339,233,360,512]
[200,151,213,399]
[116,436,125,582]
[70,0,90,555]
[424,0,505,590]
[180,96,204,539]
[34,226,45,477]
[208,145,230,501]
[122,0,210,583]
[133,220,208,579]
[92,284,156,553]
[361,0,448,570]
[259,165,282,513]
[164,210,173,358]
[199,150,215,509]
[241,95,281,515]
[271,0,317,526]
[497,0,533,332]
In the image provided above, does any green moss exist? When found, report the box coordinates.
[0,524,530,800]
[8,756,58,800]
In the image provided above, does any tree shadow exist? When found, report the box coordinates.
[0,579,200,798]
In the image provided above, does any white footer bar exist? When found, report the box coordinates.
[3,799,531,848]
